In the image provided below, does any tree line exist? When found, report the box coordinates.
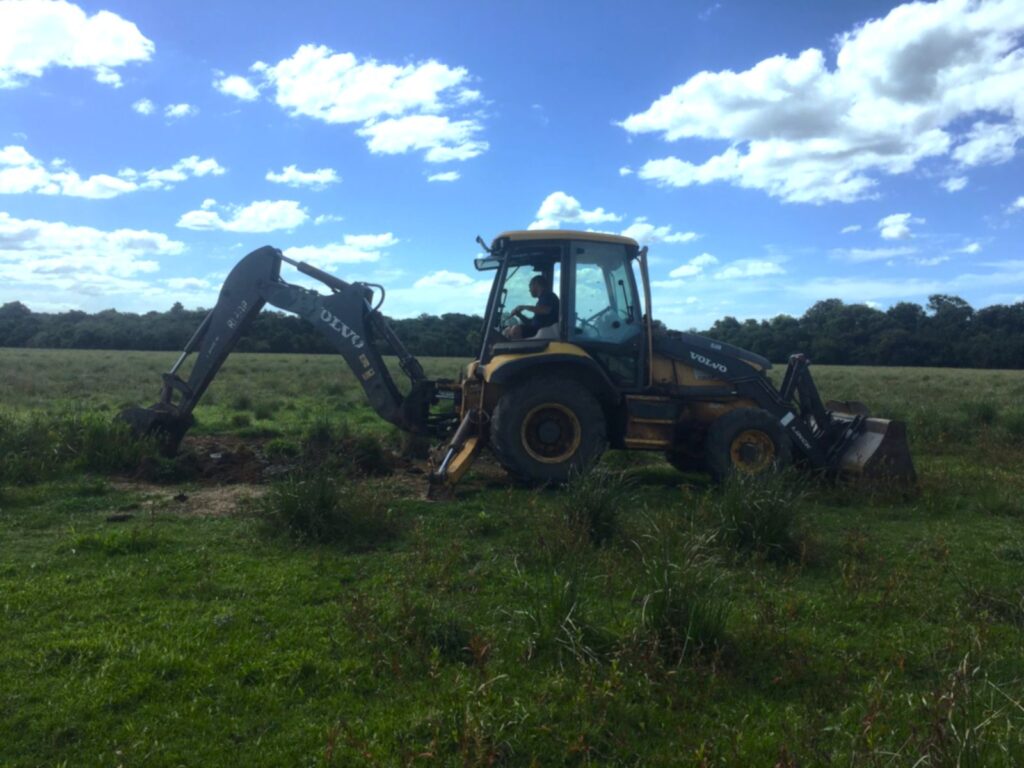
[1,294,1021,368]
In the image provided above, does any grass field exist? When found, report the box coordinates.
[2,348,1023,767]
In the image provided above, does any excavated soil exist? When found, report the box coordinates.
[114,434,516,516]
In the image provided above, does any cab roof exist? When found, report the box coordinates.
[493,229,638,249]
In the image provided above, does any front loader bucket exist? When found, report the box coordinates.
[836,416,916,484]
[117,406,193,457]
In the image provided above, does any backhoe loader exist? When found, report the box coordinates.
[120,230,915,488]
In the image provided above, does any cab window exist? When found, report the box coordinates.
[570,242,640,344]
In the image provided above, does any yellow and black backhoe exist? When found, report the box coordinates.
[121,230,915,488]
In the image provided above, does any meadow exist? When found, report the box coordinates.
[1,347,1023,767]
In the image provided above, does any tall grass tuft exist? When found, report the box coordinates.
[255,468,401,549]
[301,411,393,477]
[561,467,636,546]
[712,471,806,562]
[0,409,158,484]
[631,516,729,662]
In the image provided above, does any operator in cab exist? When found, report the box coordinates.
[505,275,559,339]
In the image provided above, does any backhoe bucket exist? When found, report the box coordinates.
[835,415,916,483]
[117,406,193,457]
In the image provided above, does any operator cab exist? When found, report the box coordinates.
[476,230,646,387]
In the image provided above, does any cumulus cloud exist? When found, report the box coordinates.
[427,170,460,182]
[0,211,182,298]
[952,121,1020,167]
[831,246,917,263]
[840,224,862,234]
[0,0,153,89]
[668,253,718,278]
[266,165,340,189]
[960,242,982,254]
[177,200,308,232]
[213,73,260,101]
[283,233,398,266]
[357,115,487,162]
[942,176,968,193]
[217,44,487,163]
[1009,196,1024,213]
[0,146,224,199]
[132,98,155,115]
[529,192,622,230]
[414,270,475,288]
[164,103,197,119]
[878,212,922,240]
[620,217,698,245]
[621,0,1024,204]
[713,259,785,279]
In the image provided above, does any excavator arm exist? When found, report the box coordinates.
[120,245,440,454]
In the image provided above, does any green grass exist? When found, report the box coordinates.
[1,348,1023,766]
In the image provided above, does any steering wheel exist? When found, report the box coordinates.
[575,312,600,337]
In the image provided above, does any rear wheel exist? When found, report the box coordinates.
[704,407,790,482]
[491,376,607,485]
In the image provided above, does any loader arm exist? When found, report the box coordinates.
[121,245,436,453]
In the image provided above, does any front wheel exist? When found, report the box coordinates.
[490,376,607,485]
[704,407,791,483]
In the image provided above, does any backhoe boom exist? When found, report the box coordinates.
[121,246,436,453]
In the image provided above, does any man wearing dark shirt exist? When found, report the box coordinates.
[506,275,559,339]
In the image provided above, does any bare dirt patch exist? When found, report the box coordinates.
[109,480,266,518]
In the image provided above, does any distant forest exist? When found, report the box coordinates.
[1,293,1022,368]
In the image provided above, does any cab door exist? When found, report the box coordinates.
[567,240,644,388]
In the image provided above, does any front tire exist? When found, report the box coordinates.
[490,376,607,485]
[704,407,791,483]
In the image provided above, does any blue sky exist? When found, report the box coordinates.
[1,0,1022,329]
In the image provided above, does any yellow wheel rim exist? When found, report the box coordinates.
[729,429,776,474]
[520,403,582,464]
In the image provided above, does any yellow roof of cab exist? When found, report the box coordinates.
[493,229,638,248]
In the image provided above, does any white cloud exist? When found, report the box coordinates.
[620,217,698,245]
[283,233,398,266]
[132,98,155,115]
[714,259,785,279]
[915,256,951,267]
[221,44,488,163]
[266,165,340,189]
[831,246,917,262]
[529,192,622,230]
[942,176,968,193]
[840,224,862,234]
[343,233,398,249]
[314,213,344,225]
[427,170,460,182]
[952,121,1020,167]
[0,211,182,300]
[357,115,488,162]
[165,277,211,290]
[619,167,633,176]
[1009,196,1024,213]
[960,242,982,254]
[164,103,197,119]
[0,0,153,89]
[669,253,718,278]
[0,146,224,198]
[214,74,260,101]
[177,200,308,233]
[414,270,475,289]
[878,212,922,240]
[622,0,1024,204]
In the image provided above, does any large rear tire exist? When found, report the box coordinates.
[704,407,790,483]
[490,376,607,485]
